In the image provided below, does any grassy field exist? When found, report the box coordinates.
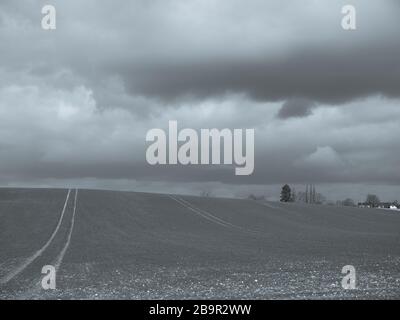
[0,188,399,299]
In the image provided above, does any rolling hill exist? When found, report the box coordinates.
[0,188,399,299]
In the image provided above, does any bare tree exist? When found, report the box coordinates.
[312,185,316,204]
[366,194,380,208]
[290,187,297,202]
[303,184,318,204]
[341,198,356,207]
[314,192,326,204]
[200,190,214,198]
[248,194,266,201]
[305,184,309,203]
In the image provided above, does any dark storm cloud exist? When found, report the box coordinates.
[277,98,316,119]
[119,43,400,105]
[90,1,400,105]
[2,0,400,106]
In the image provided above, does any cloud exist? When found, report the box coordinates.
[277,98,316,119]
[1,83,400,187]
[0,0,400,199]
[1,1,400,106]
[295,146,345,169]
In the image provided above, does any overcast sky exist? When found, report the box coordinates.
[1,0,399,201]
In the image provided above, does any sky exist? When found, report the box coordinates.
[0,0,399,202]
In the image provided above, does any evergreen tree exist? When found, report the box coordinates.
[280,184,291,202]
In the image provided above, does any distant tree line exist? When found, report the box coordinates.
[278,186,399,209]
[279,184,326,204]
